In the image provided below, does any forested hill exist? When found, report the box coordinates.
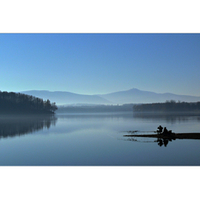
[0,91,57,114]
[133,100,200,113]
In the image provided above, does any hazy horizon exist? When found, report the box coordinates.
[21,88,200,106]
[1,33,200,97]
[19,87,200,97]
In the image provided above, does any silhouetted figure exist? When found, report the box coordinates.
[157,125,163,134]
[163,127,168,135]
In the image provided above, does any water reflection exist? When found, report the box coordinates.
[0,114,57,139]
[133,112,200,124]
[156,138,175,147]
[0,112,199,165]
[57,112,200,124]
[125,137,175,147]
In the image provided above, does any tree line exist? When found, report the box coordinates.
[0,91,57,114]
[133,100,200,112]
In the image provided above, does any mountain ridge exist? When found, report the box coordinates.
[21,90,111,105]
[21,88,200,105]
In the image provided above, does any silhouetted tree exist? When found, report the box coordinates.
[0,91,57,114]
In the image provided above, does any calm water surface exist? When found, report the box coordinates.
[0,112,199,166]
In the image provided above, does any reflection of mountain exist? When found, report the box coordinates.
[0,115,57,139]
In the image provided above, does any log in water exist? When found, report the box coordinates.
[124,132,200,140]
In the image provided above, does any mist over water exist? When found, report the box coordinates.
[0,112,199,166]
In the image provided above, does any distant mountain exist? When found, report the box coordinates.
[21,88,200,105]
[21,90,111,105]
[100,88,200,104]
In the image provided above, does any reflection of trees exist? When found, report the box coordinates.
[156,138,174,147]
[133,112,200,124]
[0,114,57,139]
[125,137,175,147]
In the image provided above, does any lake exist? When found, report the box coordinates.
[0,112,200,166]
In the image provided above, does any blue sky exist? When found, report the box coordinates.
[1,33,200,96]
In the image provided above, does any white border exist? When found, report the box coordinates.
[0,1,199,199]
